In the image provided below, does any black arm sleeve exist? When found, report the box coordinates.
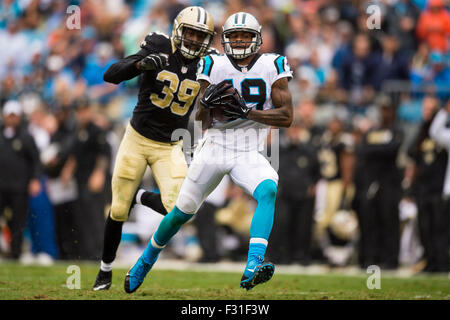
[103,48,149,84]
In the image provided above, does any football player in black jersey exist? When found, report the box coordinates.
[93,6,215,291]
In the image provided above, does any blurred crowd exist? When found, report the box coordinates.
[0,0,449,273]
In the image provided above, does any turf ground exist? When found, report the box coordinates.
[0,261,448,300]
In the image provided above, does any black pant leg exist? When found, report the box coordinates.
[377,185,400,268]
[8,192,30,259]
[267,197,290,264]
[432,196,450,272]
[74,187,106,260]
[54,201,80,260]
[194,202,220,262]
[358,188,377,267]
[417,196,433,267]
[291,197,315,265]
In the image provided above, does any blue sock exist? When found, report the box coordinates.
[244,179,277,276]
[142,237,163,265]
[244,241,268,277]
[142,206,193,264]
[249,179,277,240]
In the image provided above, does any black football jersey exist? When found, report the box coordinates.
[318,132,346,181]
[104,32,204,143]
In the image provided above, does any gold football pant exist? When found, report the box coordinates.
[110,124,187,222]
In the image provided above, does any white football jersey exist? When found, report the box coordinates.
[197,53,292,151]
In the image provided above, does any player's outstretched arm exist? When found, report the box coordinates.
[247,77,293,128]
[104,51,168,84]
[195,80,213,130]
[103,51,147,84]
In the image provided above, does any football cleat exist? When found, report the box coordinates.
[124,256,153,293]
[93,270,112,291]
[240,257,275,291]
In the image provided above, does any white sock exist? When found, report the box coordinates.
[136,189,145,205]
[100,260,113,272]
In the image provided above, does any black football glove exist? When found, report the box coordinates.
[137,53,169,71]
[221,90,252,119]
[200,80,234,109]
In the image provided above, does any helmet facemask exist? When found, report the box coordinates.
[173,24,213,59]
[222,29,262,59]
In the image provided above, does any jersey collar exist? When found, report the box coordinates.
[226,53,262,73]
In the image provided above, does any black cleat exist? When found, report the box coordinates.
[240,262,275,291]
[93,270,112,291]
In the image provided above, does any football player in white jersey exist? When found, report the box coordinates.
[125,12,293,293]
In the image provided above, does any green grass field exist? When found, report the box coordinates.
[0,262,448,300]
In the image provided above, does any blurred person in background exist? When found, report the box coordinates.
[383,0,420,57]
[355,95,404,269]
[60,99,111,261]
[407,95,448,273]
[23,103,59,265]
[314,115,356,265]
[82,42,118,107]
[285,11,311,72]
[267,110,321,266]
[409,42,430,85]
[42,103,79,260]
[416,0,450,53]
[0,100,41,260]
[330,20,354,75]
[375,33,410,91]
[427,98,450,273]
[338,33,379,113]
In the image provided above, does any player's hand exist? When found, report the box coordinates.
[88,169,105,193]
[221,90,252,119]
[199,80,234,109]
[28,179,42,197]
[137,53,168,71]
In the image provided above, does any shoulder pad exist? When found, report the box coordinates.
[273,55,289,75]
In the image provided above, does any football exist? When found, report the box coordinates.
[210,85,238,122]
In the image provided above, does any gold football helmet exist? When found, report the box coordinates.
[172,6,215,59]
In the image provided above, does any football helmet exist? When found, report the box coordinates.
[172,6,215,59]
[329,209,359,242]
[222,12,262,59]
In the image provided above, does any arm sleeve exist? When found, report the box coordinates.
[103,32,166,84]
[429,109,450,149]
[103,48,148,84]
[273,55,293,84]
[196,55,213,83]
